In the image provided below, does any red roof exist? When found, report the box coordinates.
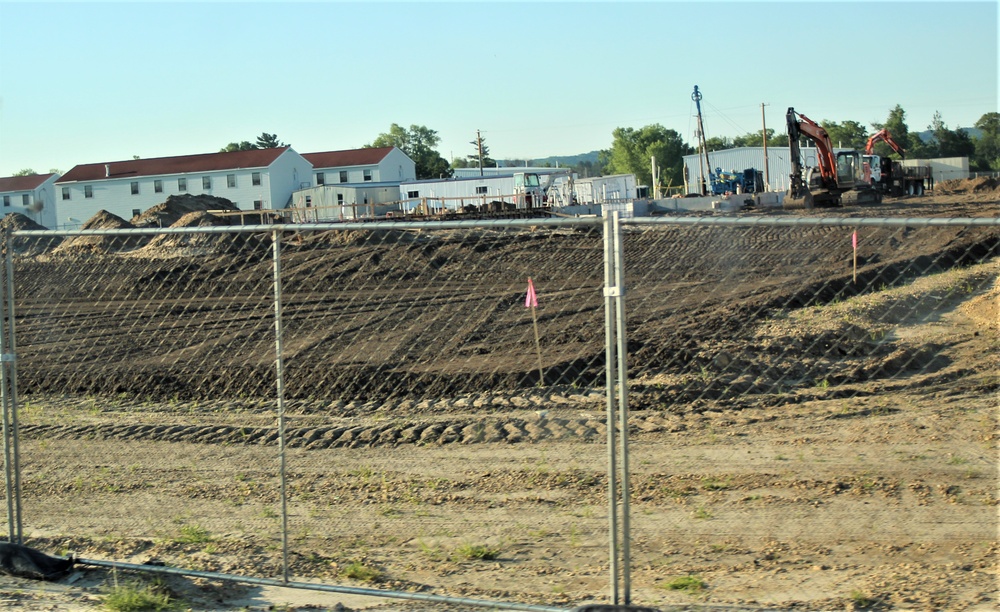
[302,147,395,169]
[0,173,57,192]
[56,147,292,183]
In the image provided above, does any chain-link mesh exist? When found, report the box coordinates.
[619,217,998,610]
[2,214,998,610]
[5,220,615,609]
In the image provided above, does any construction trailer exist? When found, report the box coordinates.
[573,174,638,204]
[288,183,402,221]
[398,170,571,214]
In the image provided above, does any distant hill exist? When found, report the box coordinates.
[915,126,982,142]
[499,150,602,168]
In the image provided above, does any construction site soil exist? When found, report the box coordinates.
[0,181,997,611]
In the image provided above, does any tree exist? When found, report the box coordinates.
[733,128,787,148]
[12,168,37,176]
[369,123,452,179]
[927,111,975,160]
[704,136,733,152]
[871,105,913,158]
[467,133,496,170]
[255,133,286,149]
[603,124,694,190]
[973,112,1000,170]
[820,120,868,150]
[220,141,257,153]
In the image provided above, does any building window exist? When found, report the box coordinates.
[202,176,212,190]
[178,178,187,192]
[316,172,325,185]
[132,209,141,218]
[363,169,373,182]
[227,174,236,188]
[62,187,70,200]
[22,194,30,206]
[2,196,9,207]
[407,191,419,199]
[305,196,312,208]
[336,194,344,205]
[85,185,93,198]
[339,171,348,183]
[252,172,261,186]
[131,181,139,195]
[475,186,488,195]
[253,200,262,210]
[154,180,163,193]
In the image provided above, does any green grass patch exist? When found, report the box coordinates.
[102,579,181,611]
[660,574,706,593]
[341,561,381,582]
[454,542,501,561]
[175,524,212,544]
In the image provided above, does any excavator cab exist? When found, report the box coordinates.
[835,151,863,188]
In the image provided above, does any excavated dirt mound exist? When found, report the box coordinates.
[131,194,238,228]
[136,211,237,256]
[1,213,60,257]
[937,176,1000,194]
[52,210,144,254]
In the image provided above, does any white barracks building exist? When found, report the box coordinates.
[54,147,313,226]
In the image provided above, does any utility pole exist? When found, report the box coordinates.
[692,85,711,196]
[761,103,771,191]
[473,130,484,177]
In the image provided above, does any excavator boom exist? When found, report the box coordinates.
[865,129,906,158]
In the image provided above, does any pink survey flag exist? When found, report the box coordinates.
[525,278,538,308]
[852,230,858,249]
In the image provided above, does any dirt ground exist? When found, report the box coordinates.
[0,183,998,611]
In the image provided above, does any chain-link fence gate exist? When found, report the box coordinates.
[1,212,997,610]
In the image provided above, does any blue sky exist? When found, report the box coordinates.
[1,1,996,176]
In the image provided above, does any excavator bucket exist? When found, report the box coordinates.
[783,189,814,210]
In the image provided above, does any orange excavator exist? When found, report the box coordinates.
[784,107,878,209]
[862,129,932,197]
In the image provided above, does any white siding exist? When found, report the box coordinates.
[267,148,314,209]
[1,175,59,228]
[379,148,416,182]
[55,149,313,224]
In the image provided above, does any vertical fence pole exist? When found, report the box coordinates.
[612,212,632,603]
[272,229,290,583]
[0,226,20,543]
[602,212,619,604]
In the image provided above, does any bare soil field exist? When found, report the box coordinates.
[1,184,998,611]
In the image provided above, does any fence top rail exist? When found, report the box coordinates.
[9,217,604,238]
[627,215,1000,228]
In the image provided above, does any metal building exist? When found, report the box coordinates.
[682,146,852,194]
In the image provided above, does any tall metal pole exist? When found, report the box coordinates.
[692,86,712,196]
[0,227,18,544]
[602,212,619,604]
[611,212,632,603]
[761,103,771,191]
[272,229,289,583]
[4,228,22,544]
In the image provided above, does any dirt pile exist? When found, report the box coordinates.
[138,210,238,255]
[52,210,143,254]
[936,176,1000,194]
[2,213,61,257]
[131,194,237,228]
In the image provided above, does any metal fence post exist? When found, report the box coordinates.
[602,212,620,604]
[0,226,20,544]
[272,228,290,583]
[612,211,632,603]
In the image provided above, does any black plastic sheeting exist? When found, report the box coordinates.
[0,542,75,580]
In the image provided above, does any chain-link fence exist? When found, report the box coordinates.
[1,212,998,610]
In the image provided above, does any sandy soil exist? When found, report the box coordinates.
[0,185,998,611]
